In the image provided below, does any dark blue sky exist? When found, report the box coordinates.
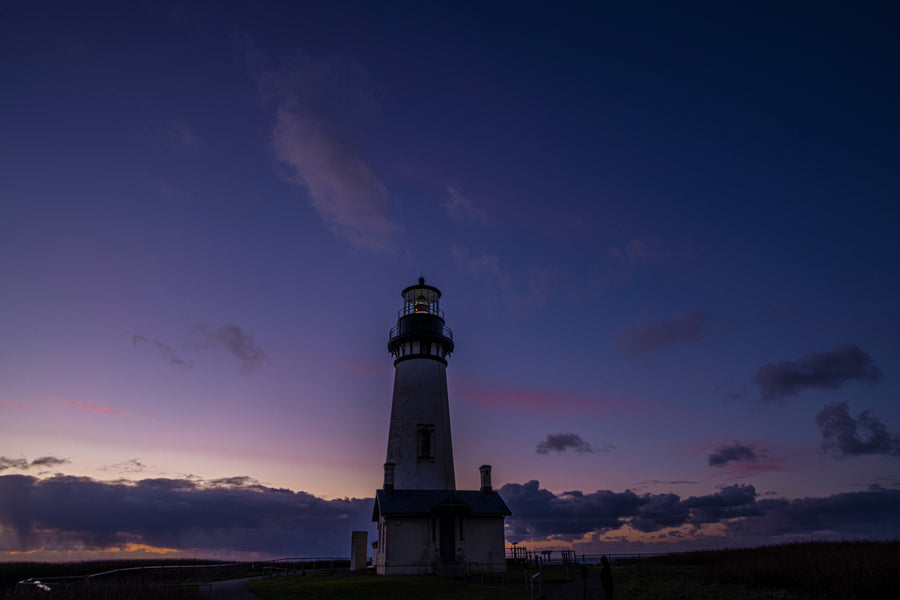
[1,1,899,559]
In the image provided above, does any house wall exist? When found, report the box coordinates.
[375,514,508,575]
[460,516,507,573]
[375,515,435,575]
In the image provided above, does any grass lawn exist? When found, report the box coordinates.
[247,570,535,600]
[247,541,899,600]
[611,562,806,600]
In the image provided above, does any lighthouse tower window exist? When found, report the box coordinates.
[417,424,435,461]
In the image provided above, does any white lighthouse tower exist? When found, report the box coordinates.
[384,277,456,490]
[373,278,510,575]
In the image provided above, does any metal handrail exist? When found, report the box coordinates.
[389,323,454,341]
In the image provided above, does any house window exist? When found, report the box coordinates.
[417,424,435,460]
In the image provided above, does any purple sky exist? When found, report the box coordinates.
[2,1,899,561]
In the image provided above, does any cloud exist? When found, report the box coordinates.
[451,246,556,313]
[166,118,198,147]
[444,187,487,225]
[103,459,148,474]
[198,324,268,373]
[617,308,715,355]
[64,400,123,415]
[717,381,749,404]
[262,53,397,252]
[754,344,882,402]
[592,238,667,290]
[725,485,900,539]
[0,399,27,410]
[4,475,898,557]
[816,402,900,458]
[29,456,70,468]
[536,433,607,455]
[0,456,70,472]
[605,238,660,265]
[708,441,766,466]
[0,475,374,558]
[0,458,28,472]
[134,326,266,373]
[500,480,900,545]
[463,386,635,415]
[133,334,192,367]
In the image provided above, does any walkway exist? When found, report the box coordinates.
[211,577,263,600]
[540,569,606,600]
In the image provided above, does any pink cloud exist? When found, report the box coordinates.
[64,400,123,415]
[0,399,27,410]
[345,361,389,377]
[463,387,637,414]
[272,105,397,252]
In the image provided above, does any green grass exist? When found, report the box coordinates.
[247,570,536,600]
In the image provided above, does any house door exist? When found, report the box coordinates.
[439,515,455,562]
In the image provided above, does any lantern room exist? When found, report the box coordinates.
[389,277,454,364]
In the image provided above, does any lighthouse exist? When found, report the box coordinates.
[373,278,510,576]
[384,277,456,490]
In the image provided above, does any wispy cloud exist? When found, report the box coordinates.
[754,344,882,402]
[132,334,192,367]
[261,52,397,252]
[64,400,123,415]
[29,456,70,468]
[451,245,557,313]
[444,186,487,225]
[166,118,198,147]
[0,399,27,410]
[0,456,70,472]
[605,238,660,265]
[464,386,633,415]
[591,238,667,290]
[617,308,716,355]
[816,402,900,458]
[198,324,267,373]
[536,432,611,455]
[134,325,266,373]
[272,108,396,250]
[0,458,28,472]
[102,459,148,474]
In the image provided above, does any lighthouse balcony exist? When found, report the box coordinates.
[389,321,453,342]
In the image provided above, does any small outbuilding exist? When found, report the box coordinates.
[372,466,510,575]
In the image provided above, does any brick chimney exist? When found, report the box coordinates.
[479,464,492,493]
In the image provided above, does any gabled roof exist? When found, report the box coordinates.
[372,489,512,521]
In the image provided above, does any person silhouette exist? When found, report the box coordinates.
[599,555,613,600]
